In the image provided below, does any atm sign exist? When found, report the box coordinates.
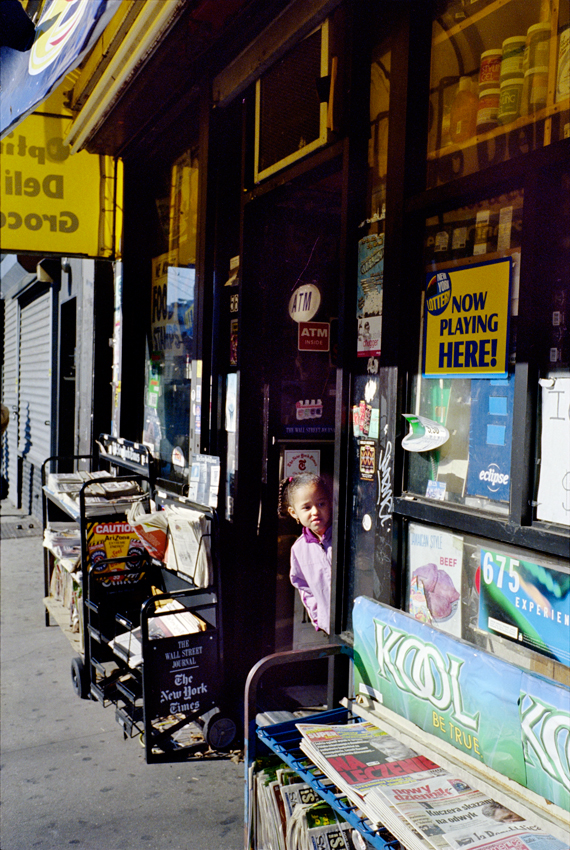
[298,322,330,352]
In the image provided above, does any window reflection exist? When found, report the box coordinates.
[143,260,195,483]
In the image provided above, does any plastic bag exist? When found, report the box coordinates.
[126,501,169,561]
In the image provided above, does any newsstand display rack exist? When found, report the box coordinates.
[41,439,237,762]
[255,707,399,850]
[243,645,399,850]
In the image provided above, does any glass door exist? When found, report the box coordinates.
[240,163,343,653]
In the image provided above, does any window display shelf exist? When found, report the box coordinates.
[428,95,569,161]
[256,707,399,850]
[424,246,519,272]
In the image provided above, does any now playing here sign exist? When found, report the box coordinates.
[423,258,511,378]
[298,321,330,352]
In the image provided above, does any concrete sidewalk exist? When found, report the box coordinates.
[0,501,244,850]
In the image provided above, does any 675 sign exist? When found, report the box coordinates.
[478,549,570,666]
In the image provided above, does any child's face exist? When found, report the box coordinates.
[288,483,331,540]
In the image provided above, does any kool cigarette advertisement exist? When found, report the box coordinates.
[520,672,570,810]
[423,258,511,378]
[353,596,570,805]
[353,597,527,784]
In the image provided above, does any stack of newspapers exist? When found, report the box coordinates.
[253,755,371,850]
[296,720,567,850]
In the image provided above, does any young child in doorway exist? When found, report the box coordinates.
[278,473,332,634]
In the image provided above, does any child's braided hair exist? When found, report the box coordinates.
[277,473,330,518]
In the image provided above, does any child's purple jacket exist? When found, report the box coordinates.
[289,525,332,633]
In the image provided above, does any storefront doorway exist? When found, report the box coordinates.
[240,160,343,655]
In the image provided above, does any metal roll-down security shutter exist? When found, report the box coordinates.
[18,287,54,516]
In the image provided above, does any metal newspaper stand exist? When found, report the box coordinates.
[139,582,227,762]
[42,436,237,762]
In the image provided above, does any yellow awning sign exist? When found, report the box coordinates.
[423,258,512,378]
[0,112,118,257]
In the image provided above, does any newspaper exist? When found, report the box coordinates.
[446,834,568,850]
[165,508,212,587]
[296,720,441,799]
[296,722,565,850]
[285,800,360,850]
[110,602,206,668]
[253,756,364,850]
[365,774,566,850]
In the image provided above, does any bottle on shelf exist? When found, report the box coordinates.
[449,76,478,144]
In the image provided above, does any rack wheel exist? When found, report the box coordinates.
[71,656,90,699]
[203,711,237,751]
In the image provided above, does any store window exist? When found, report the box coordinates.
[254,20,330,182]
[404,191,523,515]
[142,147,199,485]
[428,0,569,189]
[405,520,569,687]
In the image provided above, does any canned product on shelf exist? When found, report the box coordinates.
[498,77,524,124]
[527,21,552,71]
[500,36,526,80]
[476,88,500,132]
[526,65,549,112]
[478,49,502,91]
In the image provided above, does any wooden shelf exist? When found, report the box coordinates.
[44,596,83,654]
[428,96,570,162]
[433,0,516,46]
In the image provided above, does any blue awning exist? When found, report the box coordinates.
[1,0,121,138]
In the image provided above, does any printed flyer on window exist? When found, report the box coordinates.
[407,522,463,637]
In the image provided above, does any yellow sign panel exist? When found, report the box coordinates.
[0,112,117,257]
[423,258,512,377]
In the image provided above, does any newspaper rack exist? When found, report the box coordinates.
[243,645,399,850]
[243,644,570,850]
[42,450,237,763]
[254,707,400,850]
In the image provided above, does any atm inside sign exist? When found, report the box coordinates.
[298,322,330,351]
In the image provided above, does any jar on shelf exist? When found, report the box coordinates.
[478,49,502,91]
[526,65,549,112]
[498,77,524,124]
[527,22,551,71]
[449,76,478,144]
[500,36,527,80]
[476,87,500,132]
